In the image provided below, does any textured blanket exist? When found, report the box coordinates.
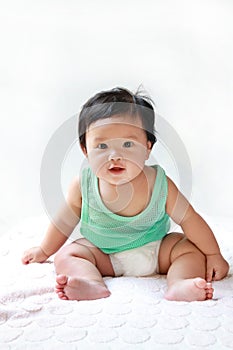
[0,215,233,349]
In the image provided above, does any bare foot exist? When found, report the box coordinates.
[164,277,214,302]
[55,274,111,301]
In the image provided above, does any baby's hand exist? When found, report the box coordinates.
[206,253,229,282]
[21,246,49,264]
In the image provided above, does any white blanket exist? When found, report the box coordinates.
[0,215,233,349]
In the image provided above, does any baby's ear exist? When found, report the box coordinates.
[146,141,152,159]
[81,145,87,156]
[147,141,153,150]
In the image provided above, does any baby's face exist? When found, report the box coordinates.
[83,114,152,185]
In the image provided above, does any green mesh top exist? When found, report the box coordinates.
[80,165,170,254]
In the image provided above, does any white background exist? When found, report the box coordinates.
[0,0,232,233]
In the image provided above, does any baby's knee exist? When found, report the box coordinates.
[54,242,95,268]
[54,244,72,267]
[171,237,205,262]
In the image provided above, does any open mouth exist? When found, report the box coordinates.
[108,166,125,174]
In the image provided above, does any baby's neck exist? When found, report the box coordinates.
[98,166,156,216]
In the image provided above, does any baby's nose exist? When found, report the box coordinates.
[108,150,122,162]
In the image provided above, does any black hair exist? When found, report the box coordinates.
[78,87,157,150]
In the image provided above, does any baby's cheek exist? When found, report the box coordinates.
[125,149,147,169]
[87,152,108,175]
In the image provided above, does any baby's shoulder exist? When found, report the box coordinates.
[144,165,157,188]
[145,164,165,178]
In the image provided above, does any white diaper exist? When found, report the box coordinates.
[109,240,162,277]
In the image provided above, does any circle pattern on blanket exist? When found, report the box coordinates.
[186,332,216,347]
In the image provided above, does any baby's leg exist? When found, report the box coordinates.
[159,234,213,301]
[54,239,114,301]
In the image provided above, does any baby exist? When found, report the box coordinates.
[22,87,229,301]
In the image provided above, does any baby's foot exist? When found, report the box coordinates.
[164,278,213,302]
[55,274,111,301]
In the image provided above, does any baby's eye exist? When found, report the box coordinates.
[123,141,134,148]
[97,143,108,149]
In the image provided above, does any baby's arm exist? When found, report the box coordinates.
[22,177,82,264]
[166,177,229,281]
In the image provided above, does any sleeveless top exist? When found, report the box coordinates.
[80,165,170,254]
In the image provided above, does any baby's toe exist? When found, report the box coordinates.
[56,274,68,285]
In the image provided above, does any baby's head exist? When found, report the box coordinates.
[78,87,157,152]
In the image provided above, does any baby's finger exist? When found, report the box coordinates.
[21,253,29,265]
[206,268,214,282]
[22,252,33,264]
[212,269,224,281]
